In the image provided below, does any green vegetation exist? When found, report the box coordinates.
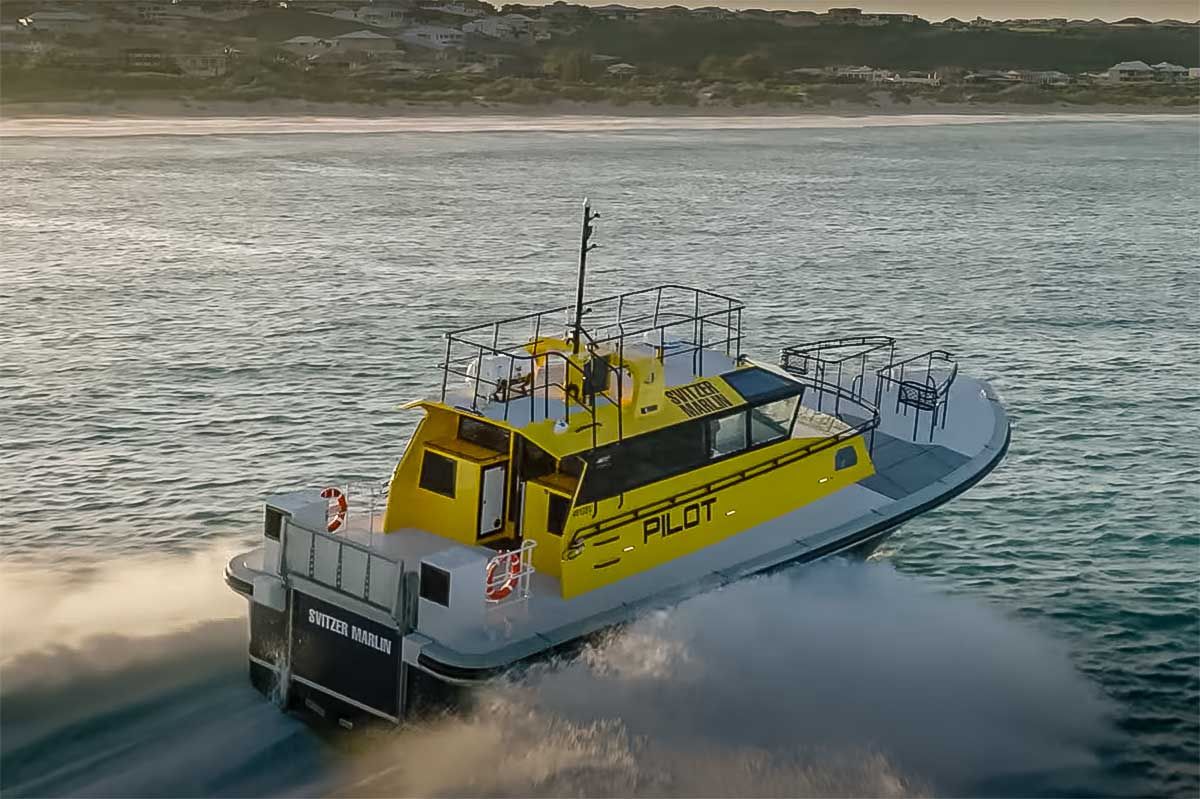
[1,7,1197,112]
[556,19,1199,75]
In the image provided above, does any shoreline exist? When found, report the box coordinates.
[1,97,1193,137]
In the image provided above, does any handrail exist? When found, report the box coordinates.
[441,286,746,451]
[566,376,879,550]
[781,335,897,366]
[281,518,403,616]
[446,283,743,339]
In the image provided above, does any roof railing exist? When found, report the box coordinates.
[438,284,745,450]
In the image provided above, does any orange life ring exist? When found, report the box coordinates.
[320,486,347,533]
[485,552,522,601]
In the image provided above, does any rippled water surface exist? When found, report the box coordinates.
[2,116,1197,797]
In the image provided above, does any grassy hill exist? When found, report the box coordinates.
[216,9,387,42]
[558,20,1199,74]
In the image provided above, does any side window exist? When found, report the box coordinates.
[419,450,457,498]
[708,411,748,458]
[750,395,800,446]
[419,562,450,607]
[264,507,284,541]
[547,494,569,536]
[835,445,858,470]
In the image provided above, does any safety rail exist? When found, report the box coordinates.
[780,336,897,409]
[323,479,390,536]
[440,285,745,450]
[875,350,958,441]
[280,518,405,618]
[566,376,879,551]
[484,539,537,605]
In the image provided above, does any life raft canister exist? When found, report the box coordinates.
[485,552,522,601]
[320,486,347,533]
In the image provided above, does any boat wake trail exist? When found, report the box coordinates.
[342,562,1118,797]
[0,543,331,798]
[0,547,1116,798]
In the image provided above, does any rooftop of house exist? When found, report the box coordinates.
[336,29,393,39]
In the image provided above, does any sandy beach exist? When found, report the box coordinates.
[0,95,1193,137]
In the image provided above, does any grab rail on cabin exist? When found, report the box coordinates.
[566,376,880,551]
[439,285,745,451]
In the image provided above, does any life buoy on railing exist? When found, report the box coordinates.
[320,486,348,533]
[485,551,522,601]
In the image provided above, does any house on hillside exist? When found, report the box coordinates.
[403,24,465,49]
[420,2,485,17]
[176,52,232,77]
[124,48,167,70]
[462,15,510,38]
[1020,69,1070,86]
[1107,60,1154,81]
[890,71,940,86]
[281,35,335,55]
[358,4,409,27]
[833,65,889,82]
[692,6,734,20]
[592,4,640,21]
[334,30,398,52]
[462,14,538,41]
[1151,62,1189,81]
[824,7,862,23]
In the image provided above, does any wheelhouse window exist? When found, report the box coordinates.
[577,419,708,504]
[458,415,510,454]
[575,373,806,505]
[419,450,457,498]
[750,395,801,446]
[708,411,748,458]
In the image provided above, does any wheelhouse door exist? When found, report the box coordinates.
[478,463,506,539]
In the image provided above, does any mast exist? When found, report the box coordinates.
[572,199,600,356]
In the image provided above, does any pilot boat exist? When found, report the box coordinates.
[225,203,1011,726]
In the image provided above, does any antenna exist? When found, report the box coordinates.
[572,199,600,356]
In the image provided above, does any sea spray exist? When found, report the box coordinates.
[337,561,1117,797]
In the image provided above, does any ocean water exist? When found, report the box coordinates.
[1,115,1196,797]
